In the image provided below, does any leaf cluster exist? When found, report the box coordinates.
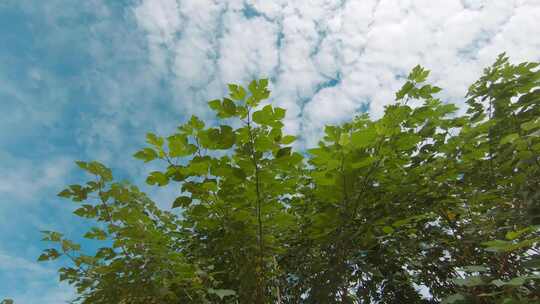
[36,55,540,304]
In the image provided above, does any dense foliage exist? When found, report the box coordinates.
[25,55,540,303]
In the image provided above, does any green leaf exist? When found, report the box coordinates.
[274,107,286,120]
[500,133,519,145]
[146,171,169,186]
[396,81,415,100]
[523,256,540,269]
[382,226,394,234]
[168,134,193,158]
[208,99,221,111]
[461,265,489,272]
[253,105,275,126]
[200,126,236,149]
[208,288,236,300]
[146,132,164,147]
[62,184,87,202]
[491,276,538,287]
[41,231,63,242]
[505,227,531,240]
[351,128,377,148]
[73,204,97,218]
[338,133,350,146]
[502,277,526,287]
[61,239,81,251]
[84,227,108,240]
[490,279,505,287]
[482,240,511,251]
[281,135,296,144]
[452,276,484,287]
[134,148,159,162]
[442,293,466,304]
[190,204,209,217]
[255,136,273,151]
[38,248,61,261]
[521,119,540,131]
[220,98,237,117]
[312,170,336,186]
[408,65,430,83]
[247,79,270,105]
[173,196,192,208]
[351,157,375,169]
[228,84,246,100]
[75,161,113,181]
[189,115,205,130]
[481,238,538,252]
[395,133,421,150]
[57,189,72,198]
[276,147,292,158]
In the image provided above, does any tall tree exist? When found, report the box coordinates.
[37,54,539,304]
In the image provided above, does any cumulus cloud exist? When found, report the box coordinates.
[134,0,540,145]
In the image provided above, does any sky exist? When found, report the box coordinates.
[1,0,539,302]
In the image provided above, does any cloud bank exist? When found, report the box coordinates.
[134,0,540,145]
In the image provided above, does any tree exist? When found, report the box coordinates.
[37,54,539,303]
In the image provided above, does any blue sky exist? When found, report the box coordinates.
[1,0,539,302]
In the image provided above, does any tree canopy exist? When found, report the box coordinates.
[22,54,540,304]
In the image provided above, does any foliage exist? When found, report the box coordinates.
[36,54,540,303]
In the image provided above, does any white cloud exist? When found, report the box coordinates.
[0,151,73,202]
[218,12,279,83]
[134,0,540,147]
[134,0,183,47]
[0,251,74,303]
